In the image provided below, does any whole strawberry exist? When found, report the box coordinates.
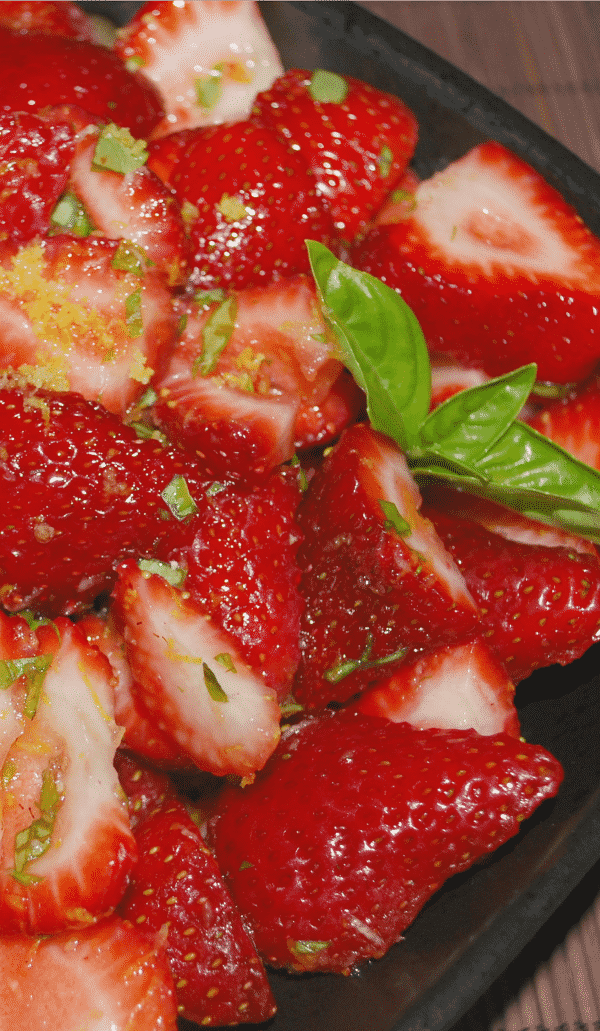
[209,709,563,973]
[168,119,336,290]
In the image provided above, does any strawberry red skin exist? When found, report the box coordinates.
[423,502,600,683]
[156,467,304,695]
[252,68,418,239]
[169,120,336,290]
[209,709,563,973]
[119,797,277,1026]
[353,142,600,385]
[294,423,478,708]
[0,29,163,137]
[0,387,209,616]
[0,112,74,244]
[0,2,97,40]
[528,375,600,471]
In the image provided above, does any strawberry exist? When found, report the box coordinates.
[0,2,98,41]
[0,29,163,137]
[294,422,478,709]
[0,111,75,245]
[78,613,194,770]
[111,559,282,778]
[528,375,600,470]
[0,617,136,935]
[115,0,283,140]
[168,119,336,291]
[119,796,277,1026]
[114,750,178,829]
[0,386,209,616]
[152,275,353,480]
[429,354,490,409]
[0,916,178,1031]
[353,141,600,384]
[252,68,418,239]
[423,500,600,683]
[66,126,189,288]
[374,166,420,225]
[0,235,179,416]
[155,467,304,695]
[208,708,563,973]
[354,636,520,738]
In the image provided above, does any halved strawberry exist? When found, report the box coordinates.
[252,68,418,239]
[0,235,178,416]
[111,560,282,779]
[0,111,75,245]
[120,796,277,1026]
[0,618,136,935]
[353,141,600,384]
[294,422,478,709]
[0,2,98,41]
[115,0,283,139]
[152,275,351,479]
[354,636,520,737]
[528,374,600,470]
[0,386,209,616]
[155,467,304,696]
[168,119,336,291]
[374,166,420,225]
[0,917,178,1031]
[423,501,600,683]
[0,29,163,137]
[209,708,563,973]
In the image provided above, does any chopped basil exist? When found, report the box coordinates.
[49,192,94,237]
[195,72,222,109]
[92,123,148,175]
[379,499,411,537]
[194,288,226,308]
[215,652,237,674]
[11,769,61,884]
[161,474,198,521]
[137,386,157,409]
[206,481,227,497]
[289,939,331,957]
[125,288,143,339]
[192,297,237,377]
[324,632,406,684]
[203,663,228,703]
[112,240,147,276]
[239,859,254,870]
[138,558,187,588]
[308,69,348,104]
[0,655,52,719]
[378,145,393,178]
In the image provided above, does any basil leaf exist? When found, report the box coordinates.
[417,364,537,465]
[307,241,430,451]
[193,296,237,376]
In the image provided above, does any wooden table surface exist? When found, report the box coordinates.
[353,6,600,1029]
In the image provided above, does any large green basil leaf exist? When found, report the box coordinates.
[307,241,430,450]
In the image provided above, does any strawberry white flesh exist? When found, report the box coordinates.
[0,620,136,935]
[0,916,178,1031]
[355,637,520,738]
[117,0,284,139]
[112,561,282,778]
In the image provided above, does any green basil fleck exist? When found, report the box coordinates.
[308,69,348,104]
[138,558,187,588]
[324,632,406,683]
[203,663,228,703]
[49,192,94,237]
[379,499,411,537]
[125,288,143,339]
[112,240,147,277]
[379,145,393,178]
[92,123,148,175]
[161,474,198,521]
[193,297,237,377]
[195,73,222,109]
[215,653,237,673]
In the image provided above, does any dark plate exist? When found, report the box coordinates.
[79,4,600,1030]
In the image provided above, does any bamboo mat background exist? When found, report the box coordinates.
[354,3,600,1029]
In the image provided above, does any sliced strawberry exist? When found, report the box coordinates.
[111,560,282,778]
[147,126,197,184]
[294,422,478,709]
[116,0,283,139]
[354,636,520,737]
[155,467,304,695]
[0,111,75,245]
[168,119,336,291]
[0,29,163,137]
[253,68,418,239]
[0,612,40,772]
[67,127,189,287]
[209,708,563,973]
[429,354,490,409]
[0,386,209,616]
[153,275,349,479]
[0,916,178,1031]
[353,141,600,384]
[529,375,600,470]
[113,750,178,829]
[0,235,179,416]
[78,613,194,770]
[374,166,420,225]
[120,796,277,1025]
[0,618,136,935]
[0,2,98,41]
[423,501,600,683]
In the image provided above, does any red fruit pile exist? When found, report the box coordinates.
[0,3,596,1029]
